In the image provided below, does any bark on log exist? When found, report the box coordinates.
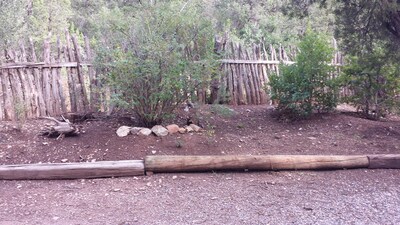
[368,154,400,169]
[145,155,370,173]
[0,160,144,180]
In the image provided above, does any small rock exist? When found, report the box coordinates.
[130,127,145,135]
[189,124,202,132]
[116,126,131,137]
[61,159,68,163]
[307,137,317,140]
[112,189,121,192]
[151,125,169,137]
[166,124,180,134]
[91,159,97,162]
[185,126,194,133]
[178,128,186,134]
[172,175,178,180]
[138,128,152,136]
[52,216,60,221]
[151,150,157,154]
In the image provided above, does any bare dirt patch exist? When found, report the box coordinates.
[1,105,400,224]
[1,105,399,165]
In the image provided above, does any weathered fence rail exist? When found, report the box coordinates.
[0,32,100,121]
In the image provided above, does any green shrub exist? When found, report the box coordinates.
[96,1,216,127]
[268,29,339,119]
[341,46,400,119]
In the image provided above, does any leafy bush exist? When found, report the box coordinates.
[96,1,216,127]
[268,29,339,119]
[341,46,400,119]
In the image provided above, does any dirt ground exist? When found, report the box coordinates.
[1,105,400,224]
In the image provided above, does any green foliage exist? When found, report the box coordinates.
[268,29,338,119]
[96,1,216,127]
[341,46,400,119]
[27,0,72,43]
[213,0,335,46]
[0,1,26,49]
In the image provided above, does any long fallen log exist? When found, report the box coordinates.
[0,160,144,180]
[145,155,370,173]
[0,155,399,180]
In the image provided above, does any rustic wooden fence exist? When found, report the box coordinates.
[213,39,344,105]
[0,35,344,121]
[0,32,100,121]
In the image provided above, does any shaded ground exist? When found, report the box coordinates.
[1,105,400,224]
[1,105,399,164]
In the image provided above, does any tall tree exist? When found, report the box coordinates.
[25,0,73,42]
[213,0,334,46]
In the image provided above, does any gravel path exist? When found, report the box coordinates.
[1,169,399,225]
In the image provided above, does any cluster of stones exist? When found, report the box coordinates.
[116,124,202,137]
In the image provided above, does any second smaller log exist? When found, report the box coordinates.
[0,160,145,180]
[368,154,400,169]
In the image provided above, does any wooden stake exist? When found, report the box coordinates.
[72,35,89,111]
[42,38,53,115]
[20,43,38,117]
[56,37,67,113]
[65,31,78,112]
[30,38,47,117]
[2,70,14,120]
[84,36,99,110]
[239,46,252,104]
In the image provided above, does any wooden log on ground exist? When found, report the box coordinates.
[145,155,370,173]
[39,116,80,139]
[0,160,144,180]
[368,154,400,169]
[0,72,4,120]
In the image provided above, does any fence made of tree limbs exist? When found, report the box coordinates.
[0,32,101,121]
[207,38,344,105]
[0,36,344,121]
